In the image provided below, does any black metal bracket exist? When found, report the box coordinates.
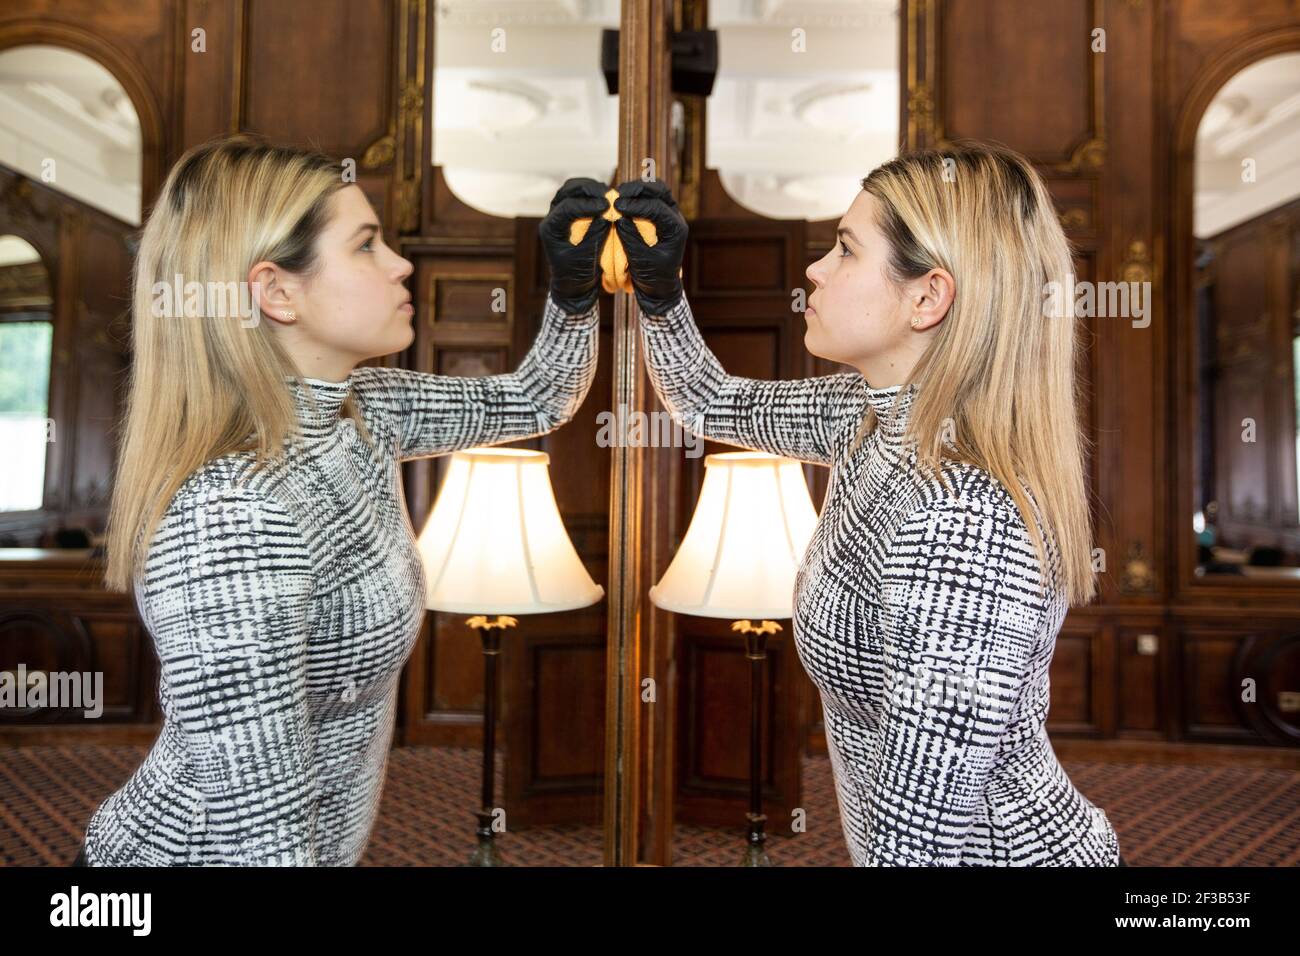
[600,29,718,98]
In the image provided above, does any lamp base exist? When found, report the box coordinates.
[741,844,774,867]
[464,831,506,867]
[741,810,774,867]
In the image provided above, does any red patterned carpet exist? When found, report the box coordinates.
[1,745,1297,866]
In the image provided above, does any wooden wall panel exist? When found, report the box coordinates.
[239,0,393,157]
[941,0,1097,164]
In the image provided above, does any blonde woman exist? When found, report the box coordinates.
[613,141,1125,866]
[76,135,610,866]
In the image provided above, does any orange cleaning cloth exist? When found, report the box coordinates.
[568,188,679,294]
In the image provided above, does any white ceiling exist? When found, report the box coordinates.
[1195,52,1300,239]
[0,45,141,226]
[434,0,898,219]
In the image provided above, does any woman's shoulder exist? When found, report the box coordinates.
[165,445,302,510]
[142,458,310,577]
[899,456,1028,525]
[896,457,1064,592]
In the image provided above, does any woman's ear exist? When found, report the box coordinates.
[910,267,955,332]
[248,261,296,325]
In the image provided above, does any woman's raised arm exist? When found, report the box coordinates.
[349,292,599,461]
[614,179,866,465]
[639,292,865,466]
[350,177,609,462]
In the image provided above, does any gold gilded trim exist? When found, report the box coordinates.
[392,0,426,233]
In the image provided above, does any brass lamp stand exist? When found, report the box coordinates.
[733,619,781,867]
[464,614,516,867]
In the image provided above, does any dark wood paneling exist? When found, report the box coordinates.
[673,617,801,828]
[502,611,605,827]
[0,552,156,740]
[1179,628,1258,741]
[239,0,393,158]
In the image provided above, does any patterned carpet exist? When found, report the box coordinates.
[1,744,1297,866]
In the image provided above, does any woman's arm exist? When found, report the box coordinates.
[614,179,863,465]
[863,496,1047,865]
[143,487,318,866]
[639,292,866,466]
[349,292,599,461]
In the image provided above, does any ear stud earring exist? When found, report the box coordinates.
[282,311,296,320]
[910,315,920,327]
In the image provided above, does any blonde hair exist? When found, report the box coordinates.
[848,139,1096,606]
[103,134,372,592]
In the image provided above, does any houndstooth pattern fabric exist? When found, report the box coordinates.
[640,294,1120,866]
[82,294,599,866]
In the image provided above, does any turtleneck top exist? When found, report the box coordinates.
[80,293,599,866]
[639,294,1120,866]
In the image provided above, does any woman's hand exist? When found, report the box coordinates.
[539,177,612,315]
[613,179,688,316]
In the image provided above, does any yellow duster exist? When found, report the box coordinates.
[568,188,678,294]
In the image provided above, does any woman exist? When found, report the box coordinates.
[612,140,1126,866]
[75,135,611,866]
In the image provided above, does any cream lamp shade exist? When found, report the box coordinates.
[649,452,818,620]
[416,447,605,615]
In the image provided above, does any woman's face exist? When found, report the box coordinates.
[258,184,415,380]
[804,190,939,387]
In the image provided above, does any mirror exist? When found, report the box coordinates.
[705,0,899,219]
[1191,52,1300,580]
[0,234,52,513]
[433,0,619,216]
[0,44,142,225]
[425,0,620,865]
[0,42,140,546]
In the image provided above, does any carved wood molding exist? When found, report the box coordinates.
[391,0,426,233]
[0,261,52,311]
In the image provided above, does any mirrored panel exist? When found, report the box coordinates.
[0,44,142,225]
[0,235,52,513]
[433,0,620,217]
[1192,52,1300,580]
[706,0,899,219]
[423,0,622,865]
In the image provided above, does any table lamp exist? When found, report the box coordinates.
[648,451,818,866]
[416,447,604,865]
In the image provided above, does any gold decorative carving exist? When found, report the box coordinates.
[1052,136,1107,174]
[392,0,426,234]
[1120,239,1155,284]
[361,133,395,168]
[1120,541,1156,593]
[1059,208,1088,230]
[905,0,941,146]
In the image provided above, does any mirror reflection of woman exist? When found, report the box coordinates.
[616,141,1126,866]
[78,135,610,866]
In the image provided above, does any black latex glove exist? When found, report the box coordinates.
[540,177,612,315]
[612,179,688,316]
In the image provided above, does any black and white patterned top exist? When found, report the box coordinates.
[640,295,1120,866]
[82,294,600,866]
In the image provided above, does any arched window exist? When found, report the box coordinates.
[0,234,52,512]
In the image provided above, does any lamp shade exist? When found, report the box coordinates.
[416,447,604,615]
[649,452,818,620]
